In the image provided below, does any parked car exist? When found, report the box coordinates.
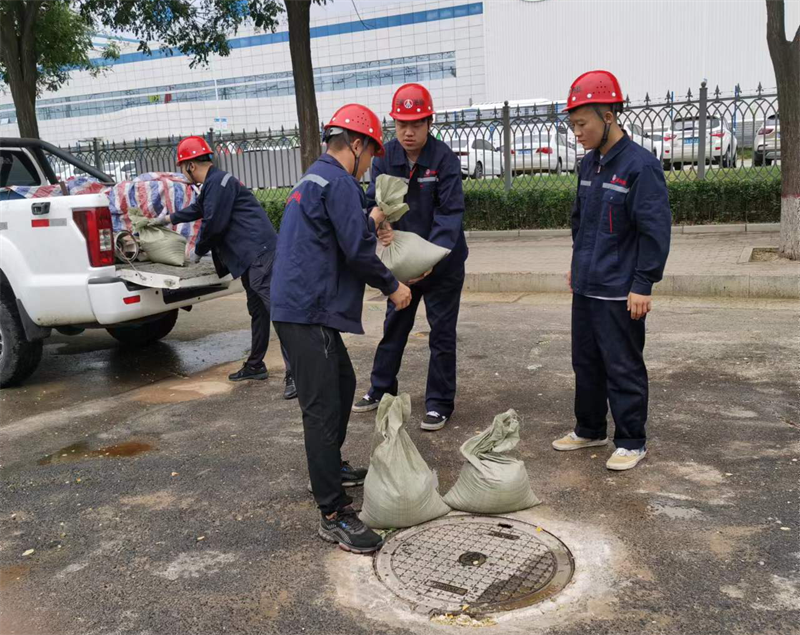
[0,138,240,387]
[503,128,579,175]
[754,114,780,166]
[444,137,503,179]
[662,116,738,169]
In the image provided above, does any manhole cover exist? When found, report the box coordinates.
[374,516,574,616]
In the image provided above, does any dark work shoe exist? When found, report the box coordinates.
[228,364,268,382]
[318,509,383,554]
[352,394,380,413]
[283,373,297,400]
[421,411,448,431]
[307,461,368,493]
[340,461,367,487]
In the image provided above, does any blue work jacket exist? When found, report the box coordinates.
[366,135,468,275]
[172,166,277,279]
[571,134,672,298]
[271,154,399,334]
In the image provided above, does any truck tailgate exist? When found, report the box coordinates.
[115,261,232,290]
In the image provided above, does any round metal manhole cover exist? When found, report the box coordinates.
[374,516,574,616]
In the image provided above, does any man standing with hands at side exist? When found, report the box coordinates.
[552,71,671,471]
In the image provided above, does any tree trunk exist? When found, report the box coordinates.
[766,0,800,259]
[286,0,321,173]
[0,1,41,138]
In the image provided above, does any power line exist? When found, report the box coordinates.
[351,0,374,30]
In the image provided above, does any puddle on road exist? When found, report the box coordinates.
[0,563,31,590]
[37,440,153,465]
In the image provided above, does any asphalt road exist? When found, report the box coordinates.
[1,293,798,635]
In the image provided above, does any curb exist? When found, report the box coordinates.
[464,272,799,299]
[465,223,780,240]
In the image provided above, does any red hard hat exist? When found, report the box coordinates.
[390,83,435,121]
[177,136,213,164]
[325,104,385,157]
[565,70,624,112]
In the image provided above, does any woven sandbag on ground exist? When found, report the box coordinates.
[375,174,451,283]
[443,409,541,514]
[359,393,451,529]
[129,207,187,267]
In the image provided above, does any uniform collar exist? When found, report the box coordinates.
[319,153,347,173]
[388,134,436,169]
[594,132,631,167]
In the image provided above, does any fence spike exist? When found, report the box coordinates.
[476,108,481,121]
[714,85,721,99]
[644,92,650,106]
[687,87,693,100]
[625,94,631,105]
[757,82,763,96]
[666,89,671,101]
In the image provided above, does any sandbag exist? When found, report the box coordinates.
[443,409,541,514]
[374,174,451,282]
[129,207,187,267]
[379,231,451,283]
[359,394,451,529]
[375,173,410,222]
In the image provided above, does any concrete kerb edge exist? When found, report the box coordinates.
[465,223,779,240]
[463,272,799,299]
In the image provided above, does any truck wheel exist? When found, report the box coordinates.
[106,310,179,346]
[0,294,44,388]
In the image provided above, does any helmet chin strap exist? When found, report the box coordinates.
[592,105,611,151]
[340,129,363,179]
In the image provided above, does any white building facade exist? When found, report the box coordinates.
[0,0,794,146]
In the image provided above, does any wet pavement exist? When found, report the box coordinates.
[1,292,798,635]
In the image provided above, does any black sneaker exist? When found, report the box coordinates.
[352,394,380,413]
[228,364,268,382]
[318,508,383,554]
[421,411,448,431]
[283,373,297,400]
[307,461,367,493]
[340,461,367,487]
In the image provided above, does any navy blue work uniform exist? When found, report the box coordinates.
[271,154,398,515]
[570,134,671,450]
[171,165,288,372]
[364,135,468,418]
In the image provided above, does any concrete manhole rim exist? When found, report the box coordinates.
[373,515,575,617]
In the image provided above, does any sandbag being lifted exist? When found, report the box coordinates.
[375,174,451,283]
[129,207,187,267]
[359,393,451,529]
[443,409,541,514]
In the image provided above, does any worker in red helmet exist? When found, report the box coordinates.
[351,83,468,433]
[148,135,295,398]
[271,104,411,554]
[551,70,672,471]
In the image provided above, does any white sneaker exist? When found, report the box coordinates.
[552,431,609,451]
[606,447,647,471]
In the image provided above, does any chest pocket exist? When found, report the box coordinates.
[601,189,629,234]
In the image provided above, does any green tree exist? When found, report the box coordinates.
[1,0,327,172]
[765,0,800,259]
[0,1,119,139]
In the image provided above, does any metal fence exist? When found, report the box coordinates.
[52,82,781,201]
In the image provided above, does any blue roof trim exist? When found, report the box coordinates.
[94,2,483,68]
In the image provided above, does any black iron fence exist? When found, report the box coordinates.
[52,82,781,201]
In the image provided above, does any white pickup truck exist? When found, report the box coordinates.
[0,138,241,388]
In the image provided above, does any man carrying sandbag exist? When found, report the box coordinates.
[148,136,296,399]
[352,84,467,432]
[271,104,412,554]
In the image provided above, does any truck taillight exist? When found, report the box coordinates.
[73,207,115,267]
